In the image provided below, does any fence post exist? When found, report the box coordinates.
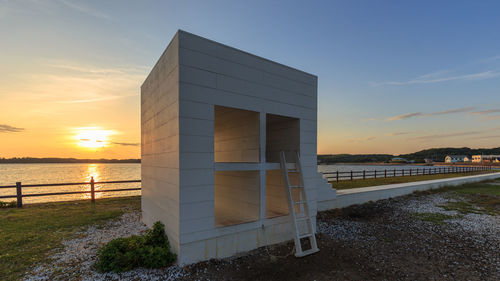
[90,177,95,203]
[385,169,387,178]
[336,171,339,182]
[16,182,22,208]
[350,171,353,181]
[402,169,404,177]
[363,170,366,180]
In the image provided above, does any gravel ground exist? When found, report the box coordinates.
[24,190,500,281]
[24,212,184,281]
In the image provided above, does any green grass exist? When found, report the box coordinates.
[330,171,494,190]
[0,196,141,281]
[412,212,459,224]
[415,180,500,216]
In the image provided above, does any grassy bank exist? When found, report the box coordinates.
[0,196,141,281]
[330,171,495,190]
[414,180,500,216]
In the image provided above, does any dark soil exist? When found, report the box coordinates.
[180,196,500,281]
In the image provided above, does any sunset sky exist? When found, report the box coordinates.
[1,0,500,159]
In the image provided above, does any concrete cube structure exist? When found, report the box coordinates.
[141,30,335,264]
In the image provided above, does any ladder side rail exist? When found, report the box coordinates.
[295,151,319,251]
[280,151,302,252]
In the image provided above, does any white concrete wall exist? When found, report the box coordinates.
[175,30,321,264]
[141,30,330,264]
[141,33,181,253]
[318,172,500,211]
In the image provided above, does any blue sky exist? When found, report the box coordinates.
[1,0,500,157]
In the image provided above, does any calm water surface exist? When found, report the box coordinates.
[0,163,140,204]
[0,163,445,204]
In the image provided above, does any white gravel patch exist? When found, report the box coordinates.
[399,193,500,243]
[24,212,185,281]
[400,194,459,215]
[448,213,500,243]
[317,220,373,241]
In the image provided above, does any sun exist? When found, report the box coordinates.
[74,127,114,148]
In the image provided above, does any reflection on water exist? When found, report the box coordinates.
[82,164,101,200]
[0,163,141,204]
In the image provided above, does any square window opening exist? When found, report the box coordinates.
[266,170,303,218]
[266,114,300,163]
[214,106,260,163]
[214,171,260,227]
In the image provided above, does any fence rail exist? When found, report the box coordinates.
[0,177,141,208]
[322,166,492,182]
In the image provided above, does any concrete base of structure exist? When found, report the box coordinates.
[177,215,315,264]
[318,172,500,211]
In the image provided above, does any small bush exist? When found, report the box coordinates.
[0,201,16,208]
[95,221,176,272]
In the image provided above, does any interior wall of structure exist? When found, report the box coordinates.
[214,171,260,226]
[214,106,260,163]
[266,114,300,163]
[141,33,181,253]
[265,170,288,218]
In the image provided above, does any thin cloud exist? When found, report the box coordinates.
[0,124,25,133]
[58,0,111,20]
[349,136,376,143]
[386,132,411,136]
[49,63,148,75]
[410,131,481,141]
[388,112,423,121]
[374,70,500,86]
[470,109,500,115]
[410,127,500,141]
[388,107,476,121]
[112,142,140,147]
[423,107,476,117]
[467,134,500,140]
[55,94,137,104]
[20,61,147,105]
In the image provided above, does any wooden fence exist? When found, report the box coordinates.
[0,177,141,208]
[322,166,491,182]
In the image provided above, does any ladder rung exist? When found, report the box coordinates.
[299,233,313,239]
[280,150,319,257]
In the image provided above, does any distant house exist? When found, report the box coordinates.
[424,158,434,164]
[391,157,407,163]
[445,155,469,163]
[472,155,500,163]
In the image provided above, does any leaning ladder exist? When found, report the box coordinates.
[279,151,319,257]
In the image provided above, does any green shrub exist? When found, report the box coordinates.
[95,221,176,272]
[0,201,16,208]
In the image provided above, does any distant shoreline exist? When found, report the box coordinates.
[0,158,140,164]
